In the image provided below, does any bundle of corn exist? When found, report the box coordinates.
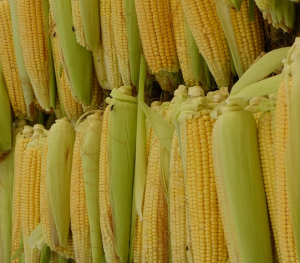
[50,0,93,105]
[11,125,33,263]
[70,0,100,52]
[0,120,26,263]
[71,111,104,263]
[216,0,265,77]
[123,0,142,88]
[0,62,12,160]
[212,99,273,262]
[8,0,35,118]
[99,0,122,89]
[21,124,47,262]
[49,14,83,125]
[181,0,231,87]
[0,0,27,118]
[99,86,137,262]
[111,0,131,86]
[254,0,296,32]
[40,131,74,259]
[135,0,179,74]
[45,118,75,250]
[16,0,55,112]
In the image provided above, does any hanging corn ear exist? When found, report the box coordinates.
[70,0,100,52]
[111,0,131,86]
[180,0,231,87]
[0,62,12,159]
[21,125,47,263]
[50,15,83,125]
[8,0,35,118]
[100,0,123,89]
[79,111,105,263]
[99,86,137,262]
[11,126,33,263]
[46,118,75,248]
[82,70,102,113]
[123,0,142,87]
[212,101,273,262]
[0,0,27,117]
[155,71,182,92]
[0,121,25,263]
[92,43,109,90]
[135,0,179,74]
[50,0,92,105]
[255,0,296,32]
[176,97,228,263]
[40,135,74,259]
[70,128,92,263]
[16,0,55,112]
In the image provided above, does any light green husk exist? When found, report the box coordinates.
[8,0,35,117]
[78,0,100,52]
[106,87,137,262]
[0,62,12,155]
[79,111,105,263]
[283,38,300,260]
[46,118,75,247]
[124,0,143,88]
[28,223,45,251]
[212,104,273,262]
[216,2,243,78]
[51,0,92,105]
[41,0,56,109]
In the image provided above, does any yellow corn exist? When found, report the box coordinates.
[92,43,109,90]
[100,0,122,89]
[274,80,298,262]
[71,0,87,49]
[229,0,264,72]
[0,0,27,118]
[142,133,168,263]
[135,0,179,74]
[111,0,131,85]
[11,127,33,263]
[181,0,231,87]
[70,132,92,262]
[169,132,187,262]
[17,0,51,111]
[184,112,227,262]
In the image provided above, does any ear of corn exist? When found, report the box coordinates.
[212,103,273,262]
[181,0,231,87]
[79,111,104,262]
[50,0,92,105]
[0,62,12,158]
[46,118,75,248]
[92,43,109,90]
[135,0,179,74]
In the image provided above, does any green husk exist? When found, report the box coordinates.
[216,2,244,78]
[8,0,35,117]
[28,223,45,251]
[58,254,71,263]
[41,0,56,109]
[106,87,137,262]
[78,0,100,52]
[79,111,105,263]
[230,47,290,95]
[124,0,142,88]
[46,118,75,247]
[231,0,243,11]
[212,105,273,262]
[51,0,92,105]
[0,62,12,155]
[283,39,300,260]
[40,244,51,263]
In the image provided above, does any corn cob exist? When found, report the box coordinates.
[135,0,179,74]
[50,14,83,125]
[11,126,33,263]
[181,0,231,87]
[71,0,86,49]
[17,0,54,112]
[0,0,26,117]
[100,0,123,89]
[92,43,109,90]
